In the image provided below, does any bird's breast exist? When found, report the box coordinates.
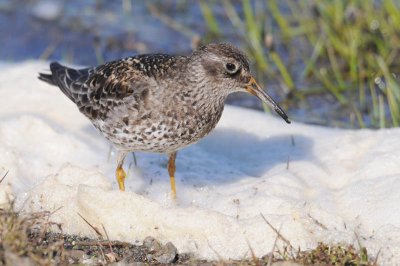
[92,90,225,153]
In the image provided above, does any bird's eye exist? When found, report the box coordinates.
[225,63,238,74]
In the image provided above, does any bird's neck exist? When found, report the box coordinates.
[162,58,228,116]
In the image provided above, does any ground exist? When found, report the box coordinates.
[0,200,375,265]
[0,62,398,264]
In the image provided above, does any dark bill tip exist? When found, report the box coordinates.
[246,77,291,124]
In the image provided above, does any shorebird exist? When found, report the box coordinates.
[39,43,290,198]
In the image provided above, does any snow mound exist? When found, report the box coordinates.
[1,61,400,263]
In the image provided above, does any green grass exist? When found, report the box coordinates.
[199,0,400,128]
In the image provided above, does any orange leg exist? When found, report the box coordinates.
[116,151,127,191]
[168,152,177,199]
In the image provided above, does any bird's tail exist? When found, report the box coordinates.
[38,72,56,86]
[38,62,85,103]
[38,62,65,86]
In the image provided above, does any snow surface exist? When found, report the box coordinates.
[1,61,400,264]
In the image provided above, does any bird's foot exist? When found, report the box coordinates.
[168,152,177,199]
[170,175,176,199]
[116,166,126,191]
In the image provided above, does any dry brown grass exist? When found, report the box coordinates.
[0,202,379,265]
[0,170,378,265]
[0,200,67,265]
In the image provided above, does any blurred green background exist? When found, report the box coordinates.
[1,0,399,128]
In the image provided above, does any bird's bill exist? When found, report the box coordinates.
[246,77,291,124]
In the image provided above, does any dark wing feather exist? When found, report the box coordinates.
[38,54,184,121]
[49,62,92,103]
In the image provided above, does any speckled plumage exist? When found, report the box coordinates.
[39,43,290,196]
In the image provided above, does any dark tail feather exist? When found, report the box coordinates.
[38,62,76,102]
[38,62,91,104]
[38,72,56,86]
[38,62,66,86]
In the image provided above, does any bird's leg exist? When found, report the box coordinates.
[167,152,177,199]
[116,151,128,191]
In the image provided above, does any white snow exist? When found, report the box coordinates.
[31,1,62,21]
[1,61,400,264]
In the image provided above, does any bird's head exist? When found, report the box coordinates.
[190,43,290,124]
